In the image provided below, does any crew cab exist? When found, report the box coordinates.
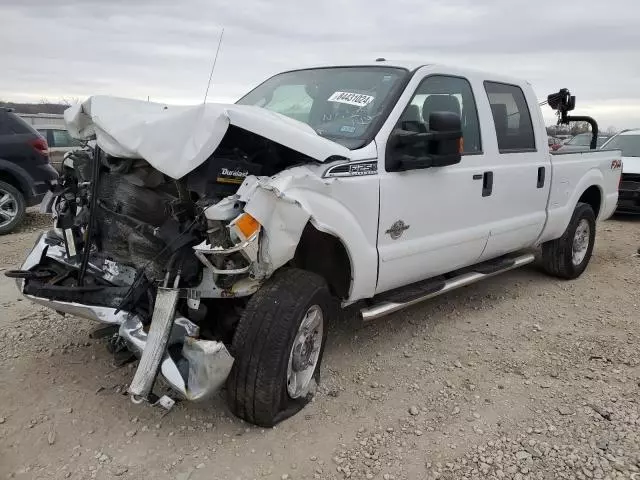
[9,62,621,427]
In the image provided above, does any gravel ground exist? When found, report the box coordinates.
[0,212,639,480]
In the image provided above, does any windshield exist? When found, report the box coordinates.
[566,134,609,147]
[237,67,409,149]
[603,134,640,157]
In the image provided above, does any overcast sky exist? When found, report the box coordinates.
[2,0,639,129]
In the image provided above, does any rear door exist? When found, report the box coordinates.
[478,81,551,260]
[0,113,39,164]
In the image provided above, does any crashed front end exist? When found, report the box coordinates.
[11,119,317,405]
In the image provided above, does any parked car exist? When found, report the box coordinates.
[601,129,640,213]
[36,126,84,172]
[10,63,621,426]
[556,132,610,152]
[0,108,59,234]
[548,136,563,151]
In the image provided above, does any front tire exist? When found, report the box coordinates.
[226,268,332,427]
[541,202,596,279]
[0,181,26,235]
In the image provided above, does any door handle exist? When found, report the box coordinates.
[482,171,493,197]
[537,166,546,188]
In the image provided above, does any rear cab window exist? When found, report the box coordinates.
[52,130,82,148]
[484,81,536,153]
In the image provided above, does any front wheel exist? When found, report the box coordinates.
[541,202,596,279]
[226,268,332,427]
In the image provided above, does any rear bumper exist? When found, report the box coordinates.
[17,232,234,401]
[26,164,58,206]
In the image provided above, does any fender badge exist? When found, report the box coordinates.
[385,220,410,240]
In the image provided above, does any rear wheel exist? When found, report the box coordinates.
[0,181,26,235]
[226,268,332,427]
[541,202,596,279]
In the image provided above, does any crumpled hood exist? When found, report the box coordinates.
[64,95,352,179]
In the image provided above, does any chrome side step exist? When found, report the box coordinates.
[361,252,535,321]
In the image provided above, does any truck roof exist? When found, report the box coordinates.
[290,60,531,86]
[617,128,640,136]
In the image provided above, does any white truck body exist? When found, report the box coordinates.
[14,62,622,426]
[63,63,620,303]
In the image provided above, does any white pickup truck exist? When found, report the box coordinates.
[10,61,621,427]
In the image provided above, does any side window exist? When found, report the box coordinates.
[484,81,536,152]
[262,84,313,123]
[37,129,49,142]
[52,130,82,148]
[398,75,481,154]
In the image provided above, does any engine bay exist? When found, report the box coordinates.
[21,127,315,339]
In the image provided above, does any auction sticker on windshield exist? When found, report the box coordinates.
[328,91,375,107]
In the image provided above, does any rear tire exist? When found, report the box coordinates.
[0,181,26,235]
[541,202,596,279]
[226,268,332,427]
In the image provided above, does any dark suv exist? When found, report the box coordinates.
[0,108,59,234]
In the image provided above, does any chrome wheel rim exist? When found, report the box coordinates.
[286,305,324,399]
[572,218,590,266]
[0,189,18,228]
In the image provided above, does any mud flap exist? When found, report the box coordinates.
[128,287,179,402]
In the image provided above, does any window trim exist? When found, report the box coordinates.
[393,73,484,158]
[483,80,537,154]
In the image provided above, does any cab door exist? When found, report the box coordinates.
[477,81,551,260]
[375,71,491,294]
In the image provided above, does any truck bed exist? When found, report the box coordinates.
[539,149,621,244]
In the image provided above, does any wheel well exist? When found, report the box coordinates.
[0,170,26,195]
[292,223,352,299]
[578,185,602,218]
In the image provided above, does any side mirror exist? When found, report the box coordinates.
[386,111,463,172]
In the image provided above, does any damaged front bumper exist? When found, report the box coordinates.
[17,232,234,402]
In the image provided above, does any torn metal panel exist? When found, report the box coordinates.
[182,337,234,400]
[239,179,311,273]
[64,96,352,180]
[119,315,233,401]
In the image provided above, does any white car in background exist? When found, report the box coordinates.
[556,132,610,152]
[601,129,640,213]
[36,125,83,172]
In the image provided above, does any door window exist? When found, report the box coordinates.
[397,75,482,154]
[484,81,536,152]
[51,129,82,148]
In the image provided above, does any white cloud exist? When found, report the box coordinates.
[2,0,639,128]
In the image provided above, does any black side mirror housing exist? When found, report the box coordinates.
[386,111,463,172]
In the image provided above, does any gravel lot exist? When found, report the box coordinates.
[1,212,639,480]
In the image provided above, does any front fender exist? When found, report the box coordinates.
[238,169,379,302]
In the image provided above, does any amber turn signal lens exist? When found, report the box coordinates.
[234,213,260,239]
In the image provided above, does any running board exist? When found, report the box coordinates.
[361,252,535,321]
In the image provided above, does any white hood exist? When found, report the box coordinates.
[64,96,352,179]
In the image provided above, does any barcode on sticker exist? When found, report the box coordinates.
[328,92,374,107]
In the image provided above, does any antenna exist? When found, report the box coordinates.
[203,28,225,104]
